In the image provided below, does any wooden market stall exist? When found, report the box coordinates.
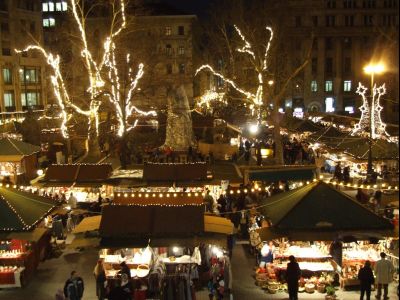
[0,186,56,287]
[0,137,41,184]
[255,181,395,292]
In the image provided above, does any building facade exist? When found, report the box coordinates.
[281,0,399,123]
[0,0,47,116]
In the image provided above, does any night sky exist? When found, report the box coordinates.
[162,0,211,16]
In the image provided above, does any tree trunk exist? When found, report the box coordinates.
[86,115,101,159]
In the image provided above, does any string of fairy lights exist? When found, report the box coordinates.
[0,190,55,231]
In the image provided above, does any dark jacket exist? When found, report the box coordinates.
[358,266,375,287]
[64,277,84,300]
[286,261,301,285]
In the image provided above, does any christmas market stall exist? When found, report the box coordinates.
[95,193,234,299]
[0,186,56,288]
[32,163,113,206]
[252,181,395,294]
[0,137,41,184]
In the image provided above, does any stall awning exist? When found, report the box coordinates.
[72,215,101,234]
[40,163,113,187]
[113,192,204,206]
[259,181,394,233]
[7,227,49,242]
[204,215,234,235]
[257,227,397,242]
[143,162,207,181]
[100,205,204,238]
[80,214,233,236]
[0,187,56,231]
[247,166,316,181]
[0,138,40,162]
[101,233,228,249]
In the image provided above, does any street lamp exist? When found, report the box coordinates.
[363,62,385,179]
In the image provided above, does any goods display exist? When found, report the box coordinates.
[0,240,30,288]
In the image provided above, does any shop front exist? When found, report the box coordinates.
[251,180,396,296]
[0,186,55,288]
[96,197,234,299]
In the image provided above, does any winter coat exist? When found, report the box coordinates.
[374,258,395,284]
[358,266,375,287]
[286,261,301,285]
[64,277,84,300]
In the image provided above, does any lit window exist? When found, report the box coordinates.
[165,26,171,36]
[49,18,55,27]
[4,92,14,108]
[43,19,50,27]
[2,68,12,84]
[325,80,333,92]
[62,1,67,11]
[56,2,62,11]
[311,80,318,92]
[344,80,352,91]
[48,2,55,12]
[42,3,48,11]
[325,97,335,112]
[21,92,40,107]
[178,46,185,55]
[345,106,354,114]
[293,107,304,118]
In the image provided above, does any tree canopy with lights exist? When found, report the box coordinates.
[16,0,156,155]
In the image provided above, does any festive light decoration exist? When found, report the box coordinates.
[352,82,390,140]
[16,0,154,140]
[196,90,226,109]
[195,26,274,119]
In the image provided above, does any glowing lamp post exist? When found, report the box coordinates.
[363,63,385,178]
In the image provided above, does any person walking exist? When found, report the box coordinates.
[374,252,395,300]
[64,271,84,300]
[358,260,375,300]
[286,255,301,300]
[93,260,107,300]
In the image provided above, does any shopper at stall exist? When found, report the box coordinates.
[286,255,301,300]
[358,260,375,300]
[204,190,214,213]
[63,271,84,300]
[259,241,275,268]
[93,260,107,300]
[68,193,78,209]
[374,252,395,300]
[118,261,132,279]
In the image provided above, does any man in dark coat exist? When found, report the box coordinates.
[118,261,131,279]
[285,255,301,300]
[358,260,375,300]
[64,271,84,300]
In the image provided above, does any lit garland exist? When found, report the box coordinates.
[197,90,226,109]
[195,26,274,119]
[352,82,390,140]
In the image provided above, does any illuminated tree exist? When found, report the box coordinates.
[195,0,313,164]
[16,0,156,157]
